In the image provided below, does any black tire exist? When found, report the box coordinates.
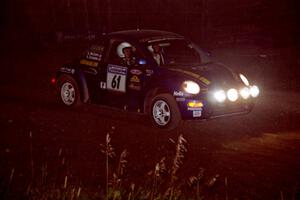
[57,74,81,107]
[150,93,181,130]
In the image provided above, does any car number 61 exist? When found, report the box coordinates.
[107,72,126,92]
[111,75,121,89]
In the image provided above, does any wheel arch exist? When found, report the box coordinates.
[143,86,174,114]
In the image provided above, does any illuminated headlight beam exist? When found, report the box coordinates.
[214,90,226,103]
[239,73,249,86]
[250,85,259,97]
[240,87,250,99]
[182,81,200,94]
[227,88,238,102]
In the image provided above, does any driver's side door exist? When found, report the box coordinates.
[99,39,146,110]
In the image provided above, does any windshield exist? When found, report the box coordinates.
[145,39,210,67]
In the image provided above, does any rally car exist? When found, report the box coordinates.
[52,30,259,129]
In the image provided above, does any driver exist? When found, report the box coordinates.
[117,42,136,67]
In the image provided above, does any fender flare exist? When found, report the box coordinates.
[143,87,171,114]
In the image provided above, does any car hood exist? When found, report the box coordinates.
[163,62,241,88]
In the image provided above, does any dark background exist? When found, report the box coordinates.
[2,0,300,49]
[2,0,300,91]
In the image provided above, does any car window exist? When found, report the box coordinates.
[107,40,143,67]
[108,41,123,64]
[146,39,202,66]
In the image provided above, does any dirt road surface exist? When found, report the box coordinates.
[1,48,300,199]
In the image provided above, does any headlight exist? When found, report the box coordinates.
[250,85,259,97]
[239,87,250,99]
[239,74,249,86]
[182,81,200,94]
[227,88,238,102]
[214,90,226,103]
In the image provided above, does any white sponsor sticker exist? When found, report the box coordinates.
[60,67,75,74]
[188,107,202,111]
[87,55,101,61]
[100,81,106,89]
[193,110,202,117]
[106,64,127,92]
[130,69,142,75]
[146,69,153,76]
[173,91,184,96]
[87,51,102,61]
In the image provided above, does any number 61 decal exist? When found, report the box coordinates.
[107,64,127,92]
[111,75,121,89]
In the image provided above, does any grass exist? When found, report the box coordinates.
[98,127,219,200]
[1,127,220,200]
[3,127,299,199]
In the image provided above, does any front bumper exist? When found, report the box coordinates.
[177,97,255,120]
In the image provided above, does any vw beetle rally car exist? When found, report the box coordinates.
[53,30,259,129]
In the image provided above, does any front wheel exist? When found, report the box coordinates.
[150,93,181,130]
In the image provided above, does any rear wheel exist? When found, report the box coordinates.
[57,75,81,106]
[150,93,181,130]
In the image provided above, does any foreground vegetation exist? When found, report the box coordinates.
[1,128,221,200]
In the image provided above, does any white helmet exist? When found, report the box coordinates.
[117,42,132,58]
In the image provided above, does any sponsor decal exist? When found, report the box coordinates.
[130,75,140,83]
[107,64,127,92]
[83,68,97,75]
[168,68,211,85]
[108,64,127,75]
[176,97,185,102]
[86,55,101,61]
[80,59,98,67]
[90,45,104,53]
[173,91,184,96]
[193,110,202,117]
[128,83,141,91]
[88,51,101,57]
[100,81,106,89]
[198,77,210,85]
[130,69,142,75]
[188,107,203,111]
[60,67,75,74]
[146,69,153,76]
[86,50,102,61]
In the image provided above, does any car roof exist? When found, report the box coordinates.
[107,29,184,43]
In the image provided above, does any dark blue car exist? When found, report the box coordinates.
[53,30,259,129]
